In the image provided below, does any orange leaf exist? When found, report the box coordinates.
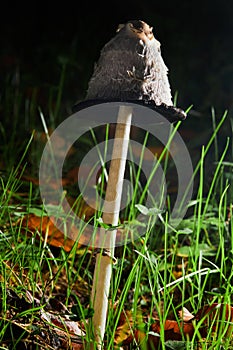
[20,214,81,252]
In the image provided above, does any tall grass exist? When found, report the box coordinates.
[0,68,233,349]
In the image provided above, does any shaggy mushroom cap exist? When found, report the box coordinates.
[86,19,173,106]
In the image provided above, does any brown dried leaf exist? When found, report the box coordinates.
[195,302,233,337]
[20,214,80,252]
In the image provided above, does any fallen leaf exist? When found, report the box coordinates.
[195,302,233,336]
[20,214,80,252]
[150,319,195,341]
[178,307,195,322]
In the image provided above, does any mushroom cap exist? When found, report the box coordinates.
[86,19,173,106]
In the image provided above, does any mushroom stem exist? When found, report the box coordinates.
[91,105,133,348]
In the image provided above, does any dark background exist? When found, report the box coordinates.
[0,1,232,212]
[1,0,232,120]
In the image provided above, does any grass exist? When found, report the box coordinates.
[0,68,233,349]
